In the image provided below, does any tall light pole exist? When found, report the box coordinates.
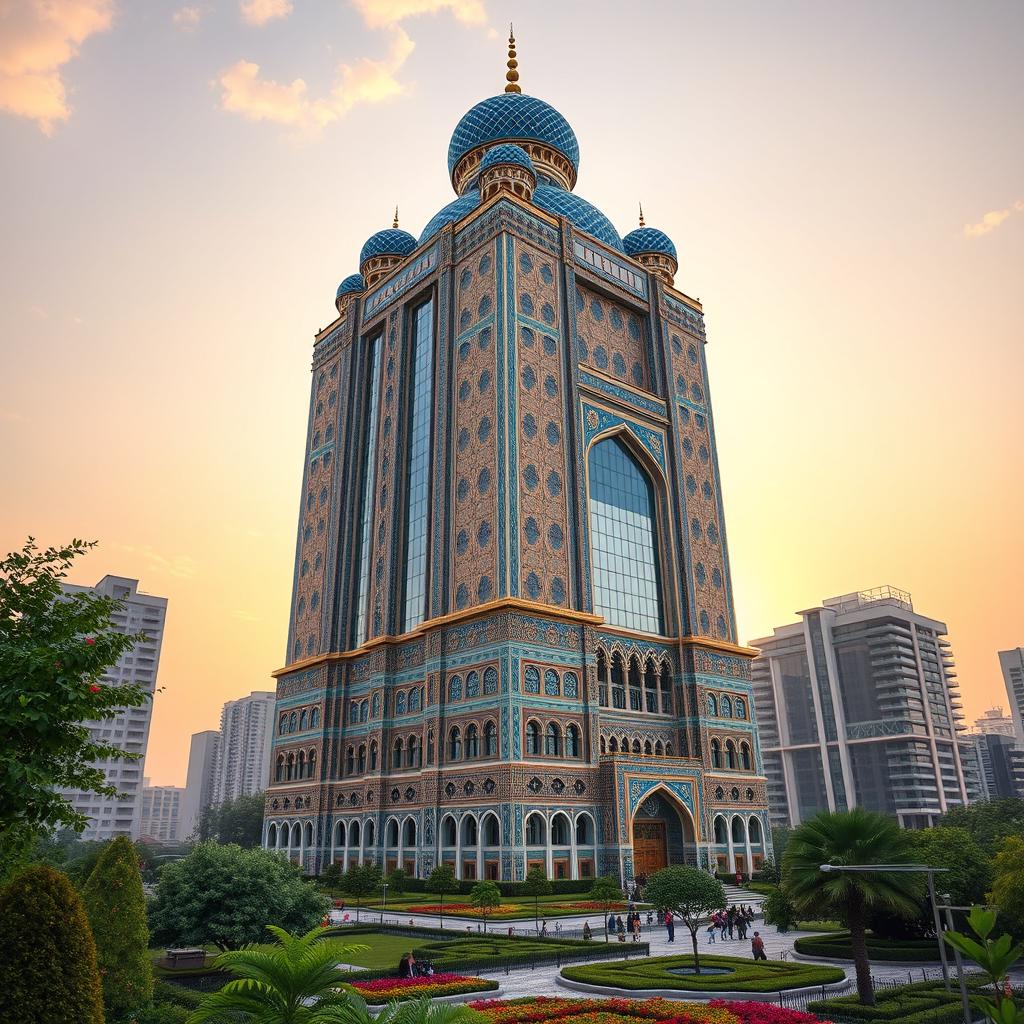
[819,863,951,992]
[380,882,389,925]
[937,896,973,1024]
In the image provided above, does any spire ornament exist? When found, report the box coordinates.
[504,25,521,93]
[393,206,400,229]
[638,203,645,228]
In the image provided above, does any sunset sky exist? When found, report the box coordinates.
[1,0,1021,786]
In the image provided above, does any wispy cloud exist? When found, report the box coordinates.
[232,609,261,622]
[219,26,414,133]
[352,0,486,29]
[0,0,114,135]
[114,543,199,580]
[172,6,203,30]
[964,200,1024,238]
[240,0,293,26]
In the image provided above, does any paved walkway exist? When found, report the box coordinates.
[331,902,1024,1001]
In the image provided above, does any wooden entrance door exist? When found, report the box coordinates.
[632,821,667,876]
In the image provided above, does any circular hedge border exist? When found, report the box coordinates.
[793,932,942,964]
[559,954,849,999]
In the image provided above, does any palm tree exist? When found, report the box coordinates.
[376,997,486,1024]
[783,808,921,1006]
[187,925,371,1024]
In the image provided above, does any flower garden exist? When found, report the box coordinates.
[406,901,634,919]
[344,972,499,1004]
[468,995,825,1024]
[560,955,847,994]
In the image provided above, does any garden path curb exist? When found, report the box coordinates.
[555,975,852,1002]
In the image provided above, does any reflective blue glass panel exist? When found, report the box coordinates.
[587,437,663,634]
[402,299,434,631]
[354,334,382,644]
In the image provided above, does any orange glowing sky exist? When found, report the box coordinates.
[2,1,1022,785]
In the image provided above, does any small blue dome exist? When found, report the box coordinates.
[448,94,579,177]
[418,190,481,246]
[533,183,623,253]
[479,143,535,174]
[336,273,365,299]
[623,226,677,263]
[359,228,417,265]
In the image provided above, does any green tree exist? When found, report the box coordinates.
[941,798,1024,855]
[375,996,485,1024]
[387,867,409,897]
[469,879,501,933]
[186,924,371,1024]
[783,807,921,1005]
[991,836,1024,937]
[589,874,624,943]
[761,885,796,932]
[523,865,552,930]
[195,791,265,847]
[81,834,153,1015]
[644,866,726,973]
[0,865,104,1024]
[427,862,458,929]
[149,843,328,951]
[771,826,792,865]
[0,538,149,871]
[342,861,383,922]
[322,861,343,889]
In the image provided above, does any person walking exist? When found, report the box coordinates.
[664,910,675,943]
[706,918,717,944]
[583,922,592,941]
[631,915,641,942]
[737,914,747,941]
[608,912,617,937]
[719,911,728,941]
[751,931,768,961]
[727,906,736,939]
[616,915,626,942]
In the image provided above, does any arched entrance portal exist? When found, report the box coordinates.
[631,789,697,877]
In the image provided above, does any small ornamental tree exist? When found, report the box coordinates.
[195,791,265,847]
[149,843,329,951]
[0,866,104,1024]
[762,884,797,932]
[523,865,552,930]
[644,865,726,973]
[387,867,409,898]
[992,836,1024,937]
[945,907,1024,1024]
[81,834,153,1016]
[342,861,383,922]
[469,879,502,933]
[590,874,624,942]
[0,538,149,872]
[427,862,458,929]
[321,861,342,889]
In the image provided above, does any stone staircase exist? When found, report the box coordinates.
[722,884,766,913]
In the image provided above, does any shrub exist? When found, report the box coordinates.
[793,932,942,962]
[345,973,499,1004]
[0,866,104,1024]
[806,978,986,1024]
[762,886,796,932]
[560,953,845,992]
[82,834,153,1015]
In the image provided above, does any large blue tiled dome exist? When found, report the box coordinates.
[533,184,623,253]
[448,94,579,177]
[418,190,481,246]
[359,228,417,265]
[336,273,365,298]
[623,226,677,262]
[479,143,535,174]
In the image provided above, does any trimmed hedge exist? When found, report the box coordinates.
[328,925,639,980]
[561,953,846,993]
[794,932,941,963]
[807,979,985,1024]
[324,878,596,897]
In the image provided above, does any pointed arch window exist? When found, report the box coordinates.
[354,333,382,644]
[587,436,664,634]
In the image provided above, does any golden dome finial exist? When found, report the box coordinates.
[393,205,399,229]
[638,202,645,228]
[504,24,521,94]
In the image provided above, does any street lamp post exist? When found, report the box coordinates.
[819,863,951,993]
[380,882,389,925]
[937,897,974,1024]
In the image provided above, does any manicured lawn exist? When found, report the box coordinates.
[808,978,988,1024]
[561,953,846,992]
[794,931,943,962]
[794,919,843,932]
[336,932,420,969]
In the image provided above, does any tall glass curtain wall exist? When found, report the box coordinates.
[354,336,382,645]
[402,299,435,632]
[587,437,664,634]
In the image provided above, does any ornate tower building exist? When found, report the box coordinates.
[265,40,771,884]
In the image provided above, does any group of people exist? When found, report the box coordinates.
[707,904,757,943]
[396,952,435,978]
[607,910,645,942]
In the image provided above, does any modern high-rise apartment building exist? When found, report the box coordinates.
[58,576,167,840]
[973,707,1016,737]
[999,648,1024,744]
[210,691,275,806]
[751,587,968,829]
[180,729,219,840]
[139,781,184,843]
[960,732,1024,802]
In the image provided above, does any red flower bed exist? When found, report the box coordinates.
[348,972,497,1003]
[416,903,522,918]
[549,901,631,912]
[710,1001,828,1024]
